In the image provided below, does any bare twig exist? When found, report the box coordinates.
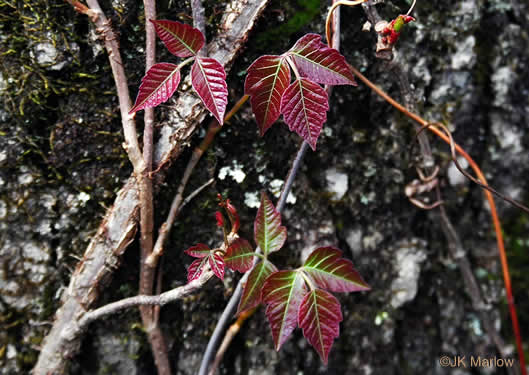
[202,4,344,372]
[359,3,522,370]
[78,268,214,335]
[436,187,515,375]
[349,3,526,369]
[191,0,207,57]
[83,0,144,170]
[198,138,310,375]
[417,122,529,214]
[142,0,156,169]
[136,0,170,373]
[147,96,248,268]
[208,307,257,375]
[35,2,269,373]
[146,177,215,267]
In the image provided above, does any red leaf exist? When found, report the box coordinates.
[298,289,343,364]
[225,199,240,234]
[187,257,209,282]
[191,57,228,124]
[287,33,356,86]
[225,238,255,273]
[215,211,225,228]
[184,243,210,258]
[209,251,225,280]
[303,247,370,293]
[129,63,181,114]
[280,78,329,150]
[254,192,287,256]
[262,270,308,350]
[237,260,277,314]
[151,20,204,57]
[244,55,291,135]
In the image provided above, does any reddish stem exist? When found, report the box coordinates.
[350,64,526,374]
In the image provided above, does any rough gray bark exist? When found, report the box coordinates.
[2,0,529,374]
[33,1,269,373]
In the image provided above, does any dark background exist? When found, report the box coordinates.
[1,0,528,373]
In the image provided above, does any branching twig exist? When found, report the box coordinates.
[349,48,527,375]
[147,96,248,267]
[358,3,524,371]
[84,0,144,170]
[137,0,170,373]
[35,2,269,373]
[198,138,310,375]
[201,3,345,372]
[77,268,214,335]
[416,123,529,214]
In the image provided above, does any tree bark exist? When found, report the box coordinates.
[33,1,269,373]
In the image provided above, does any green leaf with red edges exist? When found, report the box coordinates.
[184,243,210,258]
[225,238,255,273]
[244,55,291,136]
[151,20,204,57]
[298,289,342,364]
[129,63,181,114]
[302,247,370,292]
[261,270,308,350]
[287,33,356,86]
[209,251,225,280]
[237,260,277,314]
[280,78,329,151]
[187,257,209,282]
[191,57,228,124]
[254,192,287,256]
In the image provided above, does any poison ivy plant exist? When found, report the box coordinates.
[183,192,369,363]
[245,33,356,150]
[129,20,228,124]
[380,14,415,45]
[261,247,369,363]
[183,195,243,282]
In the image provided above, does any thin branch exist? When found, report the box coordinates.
[34,1,269,373]
[197,260,246,375]
[79,269,214,328]
[325,0,366,46]
[349,54,527,375]
[198,139,310,375]
[208,307,257,375]
[201,4,344,371]
[143,0,156,169]
[147,96,248,267]
[416,123,529,214]
[136,0,170,373]
[435,187,514,375]
[277,141,310,212]
[191,0,207,56]
[146,178,214,267]
[84,0,144,171]
[183,178,215,208]
[138,0,156,316]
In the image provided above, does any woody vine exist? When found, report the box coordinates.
[28,1,528,374]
